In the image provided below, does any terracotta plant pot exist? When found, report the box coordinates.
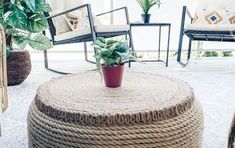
[101,64,124,88]
[7,50,32,86]
[141,14,151,23]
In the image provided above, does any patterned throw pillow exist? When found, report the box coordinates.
[193,9,235,25]
[230,16,235,24]
[65,12,89,31]
[192,0,235,25]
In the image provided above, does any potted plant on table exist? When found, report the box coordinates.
[92,38,135,88]
[0,0,52,86]
[137,0,161,23]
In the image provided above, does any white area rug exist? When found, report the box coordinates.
[0,53,235,148]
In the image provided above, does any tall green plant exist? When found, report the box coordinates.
[137,0,161,14]
[0,0,52,50]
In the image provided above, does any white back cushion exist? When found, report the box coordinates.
[193,0,235,25]
[47,0,89,35]
[64,0,87,10]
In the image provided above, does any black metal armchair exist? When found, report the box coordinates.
[44,2,133,74]
[177,6,235,66]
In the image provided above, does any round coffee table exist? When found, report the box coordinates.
[27,72,204,148]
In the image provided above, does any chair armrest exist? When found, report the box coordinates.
[96,7,130,24]
[47,4,90,19]
[180,6,194,31]
[45,3,96,39]
[185,7,193,21]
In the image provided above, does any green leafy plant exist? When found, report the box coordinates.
[201,51,219,57]
[92,37,135,68]
[222,51,233,57]
[137,0,161,14]
[0,0,52,51]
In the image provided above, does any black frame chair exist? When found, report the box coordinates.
[44,4,133,74]
[177,6,235,66]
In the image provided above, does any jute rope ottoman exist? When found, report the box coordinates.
[27,72,204,148]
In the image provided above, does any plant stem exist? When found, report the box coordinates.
[6,35,12,49]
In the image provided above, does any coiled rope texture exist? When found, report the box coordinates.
[27,72,204,148]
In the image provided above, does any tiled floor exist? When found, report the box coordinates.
[0,52,235,148]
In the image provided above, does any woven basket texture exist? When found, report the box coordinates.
[7,51,31,86]
[0,24,8,112]
[28,72,204,148]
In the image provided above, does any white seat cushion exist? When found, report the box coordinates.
[54,28,90,41]
[185,24,235,31]
[95,25,130,33]
[54,25,130,41]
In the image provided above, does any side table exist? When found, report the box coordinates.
[27,72,203,148]
[130,23,171,67]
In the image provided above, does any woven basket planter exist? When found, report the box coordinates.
[7,50,31,86]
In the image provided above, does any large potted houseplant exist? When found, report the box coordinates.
[92,38,135,88]
[0,0,52,86]
[137,0,161,23]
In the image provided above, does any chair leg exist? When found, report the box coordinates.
[187,39,192,60]
[128,31,134,67]
[44,50,48,69]
[177,33,184,63]
[177,34,192,67]
[91,31,98,64]
[177,6,188,66]
[84,42,88,61]
[129,31,134,52]
[84,42,96,64]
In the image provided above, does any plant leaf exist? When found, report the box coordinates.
[107,39,118,45]
[3,4,27,29]
[35,0,52,12]
[28,14,48,33]
[12,35,28,49]
[116,51,135,61]
[27,33,52,50]
[100,48,113,57]
[24,0,36,12]
[104,58,116,67]
[6,28,20,35]
[136,0,160,14]
[92,39,107,49]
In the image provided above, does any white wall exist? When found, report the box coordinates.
[113,0,195,51]
[113,0,235,51]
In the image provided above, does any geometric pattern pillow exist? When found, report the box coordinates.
[65,13,89,31]
[65,12,103,32]
[230,16,235,24]
[193,8,235,25]
[193,0,235,25]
